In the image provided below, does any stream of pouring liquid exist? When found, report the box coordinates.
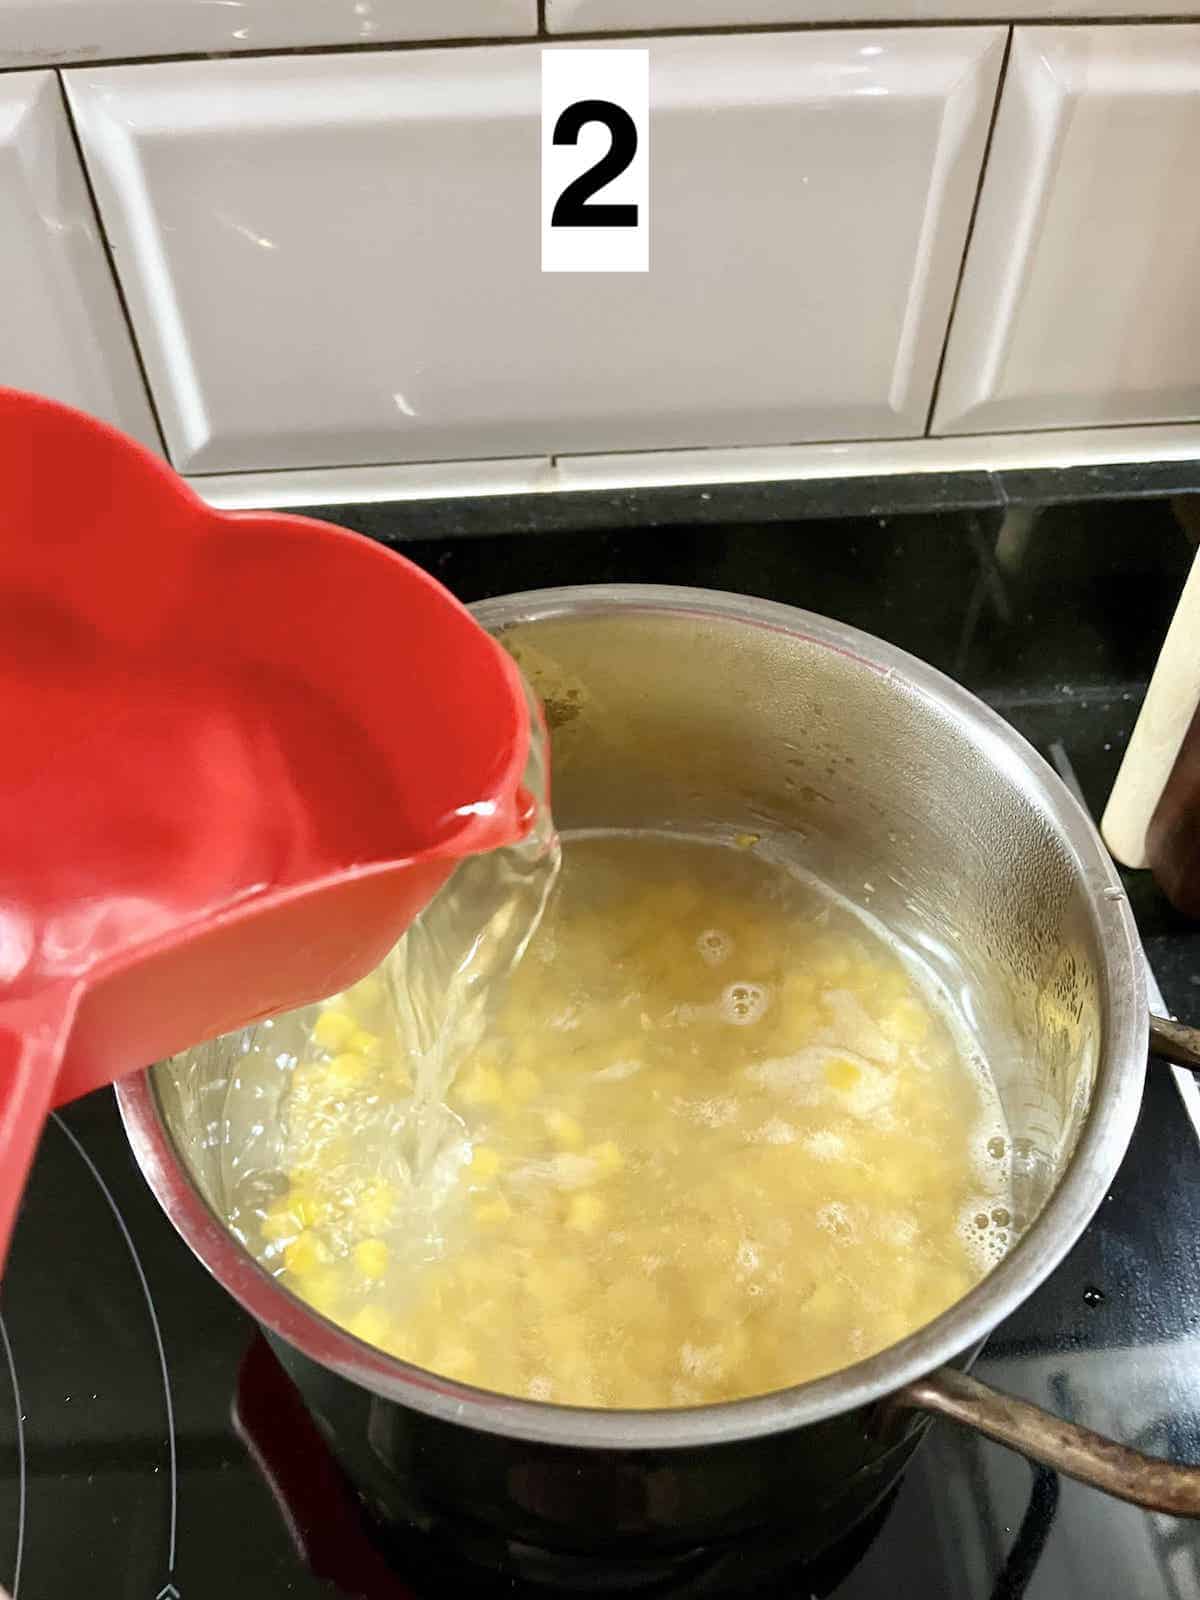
[207,673,561,1217]
[378,677,561,1181]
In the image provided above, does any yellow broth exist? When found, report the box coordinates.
[257,832,1012,1407]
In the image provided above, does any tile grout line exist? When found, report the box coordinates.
[922,24,1013,439]
[53,69,172,461]
[9,16,1200,77]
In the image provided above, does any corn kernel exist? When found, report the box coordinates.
[512,1035,546,1068]
[456,1061,504,1107]
[347,1305,390,1346]
[283,1229,327,1277]
[414,1266,453,1316]
[588,1140,623,1173]
[382,1326,418,1364]
[471,1043,506,1075]
[565,1192,605,1232]
[604,1275,661,1325]
[290,1188,333,1229]
[473,1194,512,1225]
[825,1057,861,1092]
[458,1255,503,1293]
[312,1008,357,1051]
[814,954,852,984]
[469,1145,502,1180]
[735,832,760,850]
[873,1160,918,1201]
[349,1028,381,1058]
[326,1052,369,1092]
[882,998,931,1046]
[508,1066,541,1103]
[432,1343,478,1380]
[354,1238,389,1279]
[301,1267,344,1316]
[357,1179,396,1229]
[260,1207,297,1243]
[545,1110,584,1149]
[541,1259,592,1304]
[290,1062,322,1097]
[651,1070,685,1104]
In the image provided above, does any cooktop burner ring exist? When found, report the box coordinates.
[0,1311,25,1600]
[49,1112,180,1579]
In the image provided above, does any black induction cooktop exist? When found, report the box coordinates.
[3,497,1199,1599]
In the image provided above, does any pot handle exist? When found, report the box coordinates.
[885,1365,1200,1516]
[1150,1013,1200,1072]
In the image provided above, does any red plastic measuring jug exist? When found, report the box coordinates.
[0,388,532,1263]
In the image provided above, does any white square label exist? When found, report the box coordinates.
[541,49,649,274]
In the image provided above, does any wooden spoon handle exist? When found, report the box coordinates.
[1102,547,1200,869]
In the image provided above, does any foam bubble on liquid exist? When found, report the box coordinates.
[746,1049,823,1102]
[875,1210,919,1250]
[681,1342,725,1381]
[685,1095,739,1129]
[818,989,900,1066]
[720,981,770,1027]
[803,1129,847,1162]
[817,1201,854,1239]
[751,1045,894,1121]
[697,927,733,967]
[593,1057,643,1081]
[736,1239,762,1274]
[827,1054,894,1120]
[930,1026,1017,1278]
[955,1197,1013,1272]
[757,1117,798,1145]
[966,1058,1013,1200]
[545,1153,600,1189]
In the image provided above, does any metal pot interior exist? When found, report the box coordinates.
[144,586,1145,1441]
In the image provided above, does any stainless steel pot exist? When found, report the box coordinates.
[117,585,1200,1568]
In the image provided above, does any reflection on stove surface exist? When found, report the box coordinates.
[234,1334,901,1598]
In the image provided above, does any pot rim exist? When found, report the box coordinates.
[116,583,1148,1450]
